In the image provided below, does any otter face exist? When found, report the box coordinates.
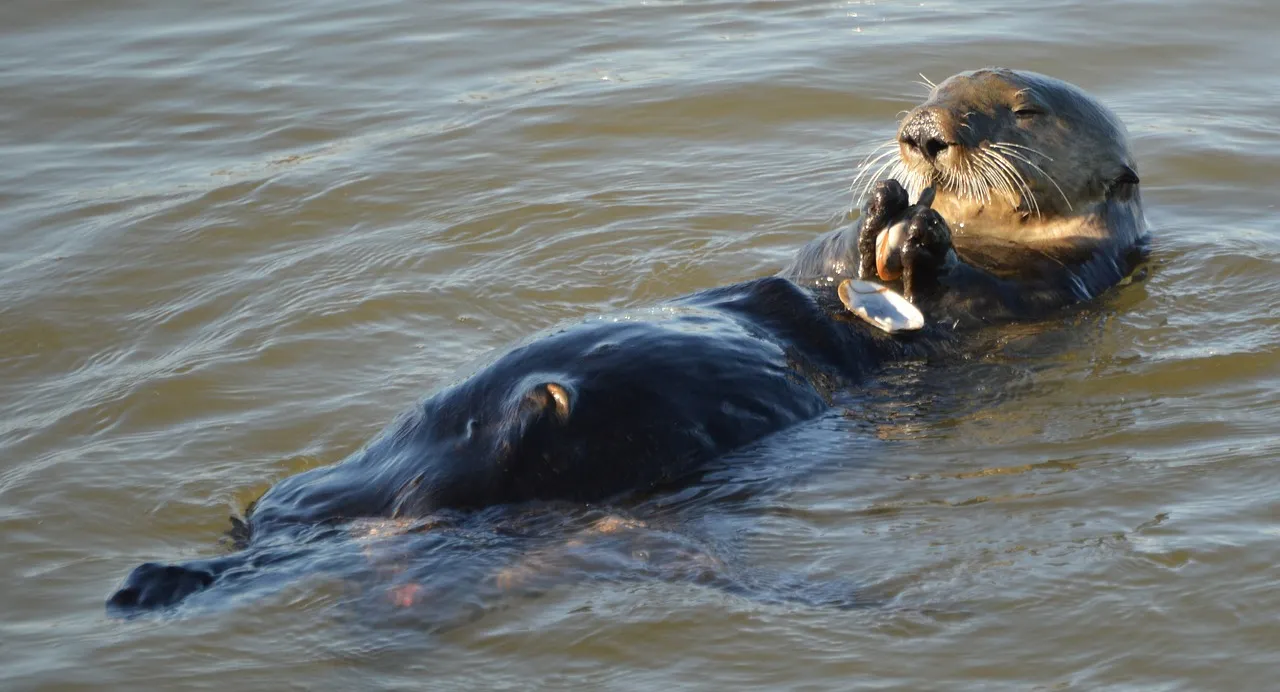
[888,68,1139,238]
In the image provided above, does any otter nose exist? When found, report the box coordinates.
[899,108,953,162]
[905,136,949,161]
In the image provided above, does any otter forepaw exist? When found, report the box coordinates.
[107,562,216,614]
[900,207,954,303]
[857,180,911,280]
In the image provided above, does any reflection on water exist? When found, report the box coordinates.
[2,0,1279,689]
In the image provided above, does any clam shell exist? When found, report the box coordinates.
[837,279,925,333]
[875,220,908,281]
[873,185,936,282]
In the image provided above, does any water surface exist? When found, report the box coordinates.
[2,0,1278,689]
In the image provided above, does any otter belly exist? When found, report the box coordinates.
[247,281,838,530]
[107,277,892,613]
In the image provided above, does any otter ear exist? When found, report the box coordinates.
[518,381,573,425]
[1107,165,1140,199]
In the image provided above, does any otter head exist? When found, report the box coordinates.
[890,68,1141,242]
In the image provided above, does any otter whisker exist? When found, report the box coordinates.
[849,140,901,197]
[992,141,1056,162]
[991,146,1073,211]
[854,139,900,169]
[979,152,1022,210]
[983,149,1040,219]
[850,150,898,198]
[988,160,1012,208]
[850,149,898,196]
[978,150,1029,215]
[980,150,1019,203]
[886,159,928,201]
[979,160,996,205]
[858,150,906,205]
[975,162,993,205]
[979,155,995,204]
[952,149,993,205]
[943,167,961,202]
[953,155,968,200]
[867,155,906,200]
[918,72,937,89]
[973,153,1005,207]
[1004,153,1042,219]
[961,154,987,204]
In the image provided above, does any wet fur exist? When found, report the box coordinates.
[108,68,1146,614]
[108,278,957,612]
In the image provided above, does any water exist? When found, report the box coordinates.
[3,0,1278,689]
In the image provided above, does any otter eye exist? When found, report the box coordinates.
[1013,106,1043,120]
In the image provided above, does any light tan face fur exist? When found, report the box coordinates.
[868,68,1142,246]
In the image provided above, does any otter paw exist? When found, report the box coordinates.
[106,562,216,614]
[857,180,911,280]
[900,207,954,302]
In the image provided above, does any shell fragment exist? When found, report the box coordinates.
[837,279,925,333]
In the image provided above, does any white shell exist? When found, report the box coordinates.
[837,279,925,333]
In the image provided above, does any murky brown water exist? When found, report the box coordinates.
[3,0,1279,689]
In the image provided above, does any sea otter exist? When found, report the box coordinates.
[108,68,1147,614]
[786,68,1145,326]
